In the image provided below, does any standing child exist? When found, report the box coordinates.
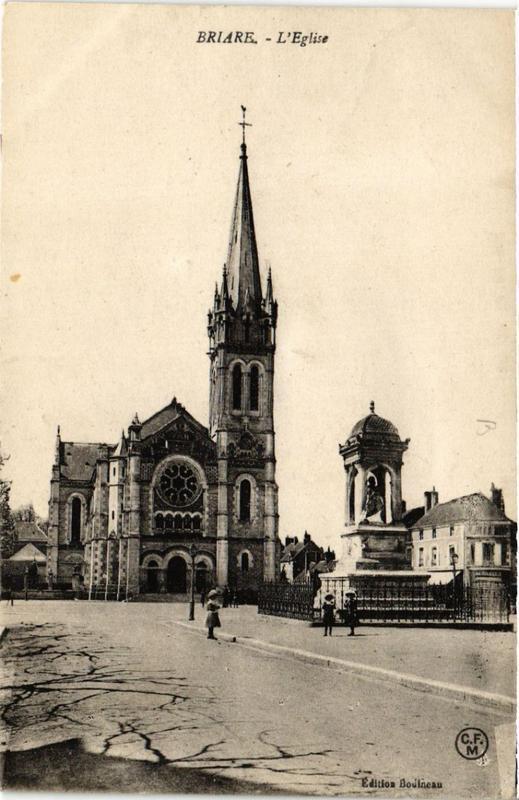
[322,593,335,636]
[344,590,359,636]
[205,590,221,640]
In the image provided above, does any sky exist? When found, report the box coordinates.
[2,5,516,548]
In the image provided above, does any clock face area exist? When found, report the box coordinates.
[155,459,202,508]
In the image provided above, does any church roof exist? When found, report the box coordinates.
[226,140,263,312]
[61,442,110,482]
[140,398,211,442]
[412,493,514,529]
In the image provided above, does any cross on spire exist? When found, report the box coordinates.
[238,105,252,146]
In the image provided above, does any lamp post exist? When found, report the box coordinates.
[189,543,197,621]
[450,551,459,620]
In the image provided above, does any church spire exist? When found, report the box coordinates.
[226,107,262,313]
[54,425,61,465]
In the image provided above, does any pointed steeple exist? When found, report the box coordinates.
[226,122,262,313]
[113,430,128,458]
[265,266,273,305]
[54,425,61,465]
[220,265,230,308]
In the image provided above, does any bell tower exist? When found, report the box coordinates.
[207,110,279,588]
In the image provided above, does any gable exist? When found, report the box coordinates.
[9,543,47,562]
[140,400,214,454]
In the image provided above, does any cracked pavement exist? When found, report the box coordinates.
[0,602,515,796]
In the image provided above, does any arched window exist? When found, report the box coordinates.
[70,497,82,545]
[174,514,183,532]
[192,515,201,531]
[164,514,173,531]
[249,365,259,412]
[156,514,164,530]
[183,516,192,531]
[232,364,242,410]
[239,480,251,522]
[241,552,249,572]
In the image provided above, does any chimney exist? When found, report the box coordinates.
[424,487,439,512]
[490,483,505,514]
[303,531,311,544]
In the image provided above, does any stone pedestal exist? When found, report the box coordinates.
[337,522,411,574]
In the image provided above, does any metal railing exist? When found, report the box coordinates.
[258,578,510,625]
[258,581,314,620]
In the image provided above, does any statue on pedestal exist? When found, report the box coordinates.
[360,476,384,524]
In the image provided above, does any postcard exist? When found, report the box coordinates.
[1,5,515,798]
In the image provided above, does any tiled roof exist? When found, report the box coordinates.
[61,442,108,482]
[412,493,513,528]
[280,541,306,562]
[15,521,48,543]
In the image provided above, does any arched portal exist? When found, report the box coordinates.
[147,559,160,593]
[167,556,187,593]
[195,563,209,592]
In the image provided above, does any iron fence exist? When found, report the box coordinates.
[318,576,510,624]
[259,577,510,625]
[258,581,314,620]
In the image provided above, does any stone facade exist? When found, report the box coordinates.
[47,134,280,597]
[410,491,515,589]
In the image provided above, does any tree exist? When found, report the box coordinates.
[0,448,16,559]
[12,503,36,524]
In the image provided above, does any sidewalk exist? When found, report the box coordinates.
[167,604,516,706]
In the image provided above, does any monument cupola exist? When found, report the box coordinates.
[340,402,410,527]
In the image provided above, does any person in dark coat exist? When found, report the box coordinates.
[222,585,230,608]
[3,574,14,606]
[205,590,221,640]
[322,593,335,636]
[200,588,206,607]
[344,590,359,636]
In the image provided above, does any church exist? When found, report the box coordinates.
[47,124,281,599]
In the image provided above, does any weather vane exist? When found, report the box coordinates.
[238,105,252,145]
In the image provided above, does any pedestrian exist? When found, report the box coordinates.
[47,570,54,592]
[231,589,239,608]
[344,590,359,636]
[4,574,14,607]
[322,593,335,636]
[200,588,206,607]
[222,585,229,608]
[205,589,221,640]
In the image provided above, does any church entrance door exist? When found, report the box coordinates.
[147,561,160,593]
[167,556,187,593]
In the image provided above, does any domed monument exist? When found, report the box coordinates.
[332,402,416,578]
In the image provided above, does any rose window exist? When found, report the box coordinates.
[156,461,201,508]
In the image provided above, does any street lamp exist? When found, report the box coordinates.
[450,551,459,619]
[189,543,197,621]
